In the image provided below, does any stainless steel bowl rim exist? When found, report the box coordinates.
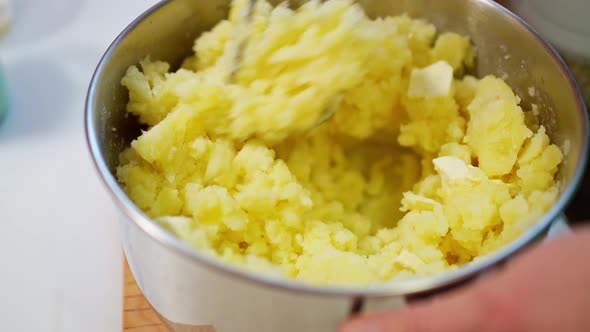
[85,0,590,297]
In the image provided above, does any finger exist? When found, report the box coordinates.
[339,286,493,332]
[340,228,590,332]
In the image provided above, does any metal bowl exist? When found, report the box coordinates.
[85,0,589,330]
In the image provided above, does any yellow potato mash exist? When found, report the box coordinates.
[117,0,563,285]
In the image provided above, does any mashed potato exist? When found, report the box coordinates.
[117,0,563,285]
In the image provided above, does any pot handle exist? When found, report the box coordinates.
[546,213,571,239]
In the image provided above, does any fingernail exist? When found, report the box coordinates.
[340,320,384,332]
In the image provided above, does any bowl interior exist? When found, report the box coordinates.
[86,0,588,294]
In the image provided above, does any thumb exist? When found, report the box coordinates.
[339,281,502,332]
[340,227,590,332]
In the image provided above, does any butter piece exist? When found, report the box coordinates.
[433,156,484,190]
[401,192,440,212]
[408,61,454,98]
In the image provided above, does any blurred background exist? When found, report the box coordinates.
[0,0,159,330]
[0,0,587,331]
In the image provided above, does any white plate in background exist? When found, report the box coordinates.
[0,0,156,331]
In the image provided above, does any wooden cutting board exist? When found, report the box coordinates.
[124,259,169,331]
[124,259,216,332]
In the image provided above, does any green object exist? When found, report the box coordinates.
[0,64,7,121]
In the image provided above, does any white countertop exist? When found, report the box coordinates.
[0,0,157,330]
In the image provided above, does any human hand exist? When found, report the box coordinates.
[340,226,590,332]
